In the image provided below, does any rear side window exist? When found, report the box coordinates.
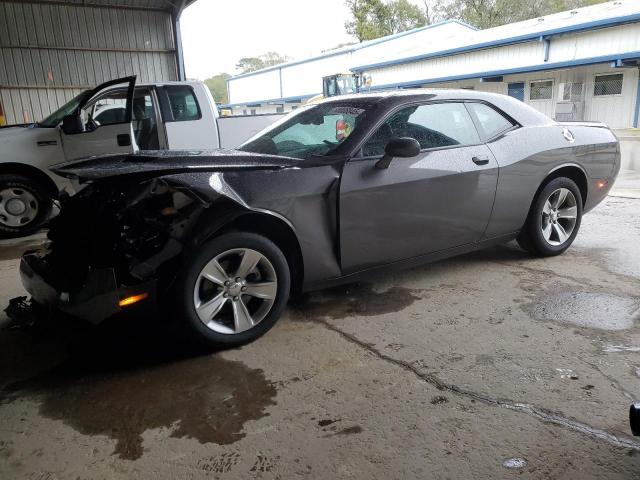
[466,103,515,140]
[363,102,480,156]
[165,85,201,121]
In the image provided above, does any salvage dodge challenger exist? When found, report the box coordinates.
[11,90,620,347]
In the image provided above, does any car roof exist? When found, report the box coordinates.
[319,88,555,127]
[320,88,510,104]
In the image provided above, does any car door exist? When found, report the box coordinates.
[59,76,137,161]
[339,101,499,274]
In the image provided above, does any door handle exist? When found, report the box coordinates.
[117,134,131,147]
[472,155,490,166]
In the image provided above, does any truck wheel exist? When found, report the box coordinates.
[517,177,583,257]
[175,232,290,348]
[0,174,53,239]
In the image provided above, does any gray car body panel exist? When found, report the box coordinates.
[51,89,620,292]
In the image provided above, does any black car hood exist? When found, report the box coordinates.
[51,149,302,181]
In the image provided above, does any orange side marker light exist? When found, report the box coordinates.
[118,293,149,308]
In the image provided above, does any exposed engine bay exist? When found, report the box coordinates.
[45,179,204,292]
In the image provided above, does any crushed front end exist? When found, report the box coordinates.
[14,177,205,324]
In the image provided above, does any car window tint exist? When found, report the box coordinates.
[132,89,160,150]
[363,103,480,157]
[467,103,515,139]
[86,91,127,126]
[166,85,201,121]
[94,107,126,125]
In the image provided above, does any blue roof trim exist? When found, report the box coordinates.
[366,50,640,90]
[221,93,319,108]
[228,19,475,81]
[351,12,640,72]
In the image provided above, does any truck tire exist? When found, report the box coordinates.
[174,232,290,348]
[517,177,583,257]
[0,174,53,239]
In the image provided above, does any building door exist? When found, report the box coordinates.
[508,82,525,101]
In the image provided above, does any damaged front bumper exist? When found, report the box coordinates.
[17,250,156,325]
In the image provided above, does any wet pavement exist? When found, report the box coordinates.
[1,197,640,479]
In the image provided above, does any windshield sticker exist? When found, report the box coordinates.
[329,106,365,116]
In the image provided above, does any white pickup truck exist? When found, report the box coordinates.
[0,76,283,238]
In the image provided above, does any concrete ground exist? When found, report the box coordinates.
[1,196,640,479]
[610,170,640,199]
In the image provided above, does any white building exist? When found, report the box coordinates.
[226,0,640,130]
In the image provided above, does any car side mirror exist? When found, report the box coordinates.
[375,137,421,169]
[61,114,84,135]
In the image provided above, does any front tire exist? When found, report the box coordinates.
[175,232,290,348]
[0,174,53,239]
[517,177,583,257]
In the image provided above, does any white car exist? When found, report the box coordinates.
[0,76,283,238]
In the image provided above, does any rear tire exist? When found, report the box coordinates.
[174,232,290,348]
[517,177,583,257]
[0,174,53,239]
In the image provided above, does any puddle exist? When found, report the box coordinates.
[503,457,527,469]
[603,345,640,353]
[1,355,277,460]
[532,292,639,330]
[290,283,421,321]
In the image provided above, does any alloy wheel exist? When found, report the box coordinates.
[192,248,278,334]
[540,187,578,246]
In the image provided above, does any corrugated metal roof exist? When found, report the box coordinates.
[352,0,640,71]
[2,0,197,13]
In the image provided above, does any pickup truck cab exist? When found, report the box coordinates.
[0,76,282,238]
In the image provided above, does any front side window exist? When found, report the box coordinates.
[240,102,369,159]
[466,102,515,140]
[93,106,126,125]
[530,80,553,100]
[362,102,480,157]
[89,91,128,126]
[594,74,623,96]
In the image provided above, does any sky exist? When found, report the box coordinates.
[180,0,361,80]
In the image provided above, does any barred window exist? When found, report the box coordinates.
[530,80,553,100]
[594,74,623,96]
[562,82,583,101]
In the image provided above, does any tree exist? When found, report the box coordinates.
[439,0,608,29]
[204,73,230,104]
[236,52,291,74]
[345,0,430,42]
[344,0,608,40]
[235,57,265,74]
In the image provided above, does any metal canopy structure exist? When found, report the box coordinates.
[0,0,196,125]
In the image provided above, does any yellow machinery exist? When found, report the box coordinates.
[306,72,370,105]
